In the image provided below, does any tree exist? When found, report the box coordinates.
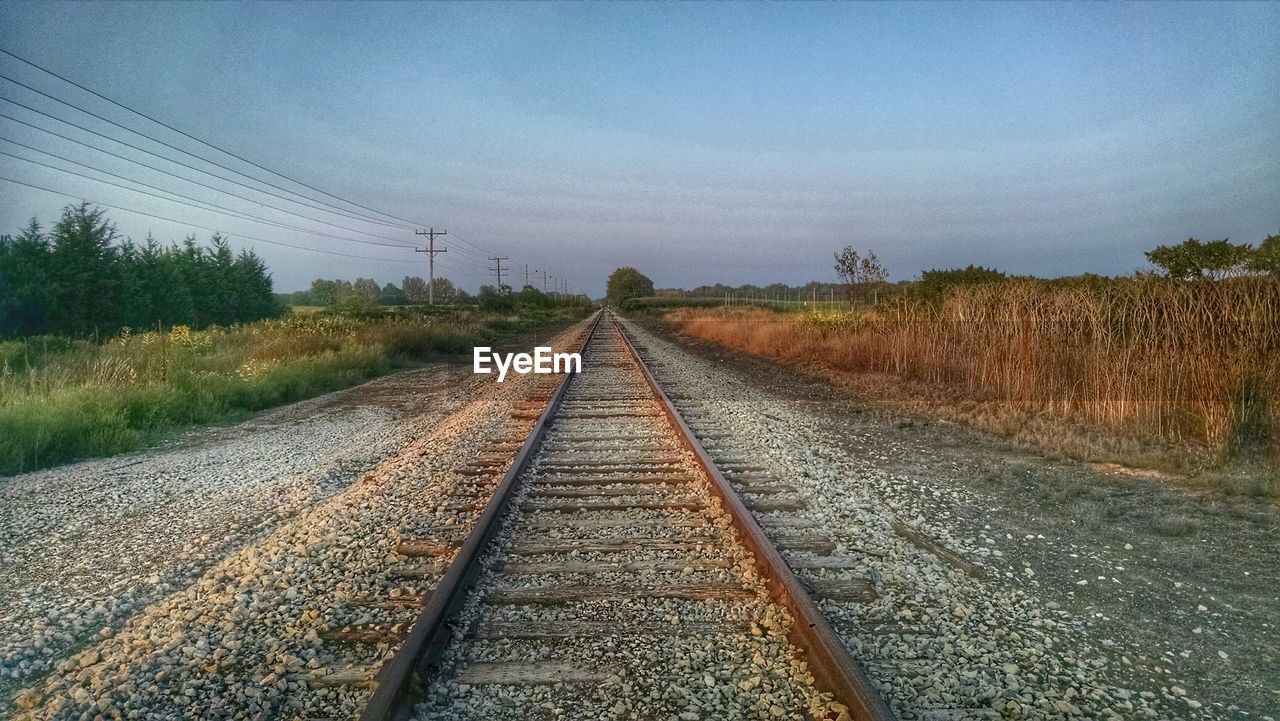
[402,276,429,304]
[309,279,341,307]
[380,282,407,306]
[1247,232,1280,277]
[833,246,888,302]
[1,205,281,339]
[1146,238,1252,280]
[606,267,655,305]
[433,277,462,304]
[0,218,54,336]
[477,284,514,312]
[48,203,124,336]
[352,277,381,303]
[516,284,553,309]
[919,265,1007,299]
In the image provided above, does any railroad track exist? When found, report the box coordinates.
[348,311,893,721]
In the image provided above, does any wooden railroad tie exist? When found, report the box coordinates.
[499,558,731,575]
[803,577,878,603]
[892,518,986,578]
[452,661,619,686]
[520,499,705,513]
[472,619,748,640]
[508,537,712,555]
[534,475,695,487]
[486,582,757,605]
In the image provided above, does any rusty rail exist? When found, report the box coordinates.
[359,309,894,721]
[612,312,896,721]
[359,311,603,721]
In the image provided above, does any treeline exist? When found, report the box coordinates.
[0,204,278,339]
[276,276,471,311]
[653,233,1280,305]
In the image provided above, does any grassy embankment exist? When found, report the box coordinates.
[0,306,590,475]
[662,277,1280,494]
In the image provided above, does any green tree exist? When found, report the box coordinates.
[380,282,407,306]
[48,203,124,336]
[0,218,55,336]
[402,276,428,304]
[432,277,462,304]
[1146,238,1253,280]
[833,247,888,302]
[606,267,655,305]
[309,279,341,307]
[477,284,515,312]
[230,249,277,322]
[919,265,1008,299]
[1247,232,1280,277]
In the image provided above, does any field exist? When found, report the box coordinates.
[665,276,1280,493]
[0,307,587,475]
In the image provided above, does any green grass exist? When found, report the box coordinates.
[0,306,590,475]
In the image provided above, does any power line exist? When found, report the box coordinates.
[0,136,415,249]
[0,147,415,250]
[0,114,415,245]
[0,72,409,229]
[414,228,447,305]
[0,48,509,273]
[0,46,430,230]
[0,175,415,264]
[0,99,413,235]
[489,256,509,290]
[447,229,501,259]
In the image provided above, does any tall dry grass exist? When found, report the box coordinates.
[670,276,1280,483]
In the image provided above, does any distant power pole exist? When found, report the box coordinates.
[489,256,509,292]
[524,264,530,289]
[541,270,548,292]
[414,228,447,305]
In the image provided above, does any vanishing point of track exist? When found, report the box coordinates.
[359,311,895,721]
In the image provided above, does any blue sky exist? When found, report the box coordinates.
[1,2,1276,294]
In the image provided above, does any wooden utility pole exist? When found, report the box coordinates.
[489,256,509,292]
[414,228,447,305]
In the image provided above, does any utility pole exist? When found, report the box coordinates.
[489,256,509,293]
[541,269,548,292]
[524,264,530,289]
[414,228,447,305]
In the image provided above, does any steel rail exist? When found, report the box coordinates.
[359,310,603,721]
[612,312,897,721]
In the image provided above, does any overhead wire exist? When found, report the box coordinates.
[0,134,416,248]
[1,47,428,229]
[0,175,416,264]
[0,147,415,250]
[0,72,407,229]
[0,48,508,276]
[0,98,415,237]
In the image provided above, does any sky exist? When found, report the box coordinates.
[0,2,1276,296]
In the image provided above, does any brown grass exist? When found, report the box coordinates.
[668,276,1280,490]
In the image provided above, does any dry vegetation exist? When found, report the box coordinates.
[668,277,1280,493]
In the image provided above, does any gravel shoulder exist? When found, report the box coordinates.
[629,318,1279,721]
[0,319,582,717]
[0,361,478,703]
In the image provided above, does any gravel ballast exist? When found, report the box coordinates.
[2,322,590,720]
